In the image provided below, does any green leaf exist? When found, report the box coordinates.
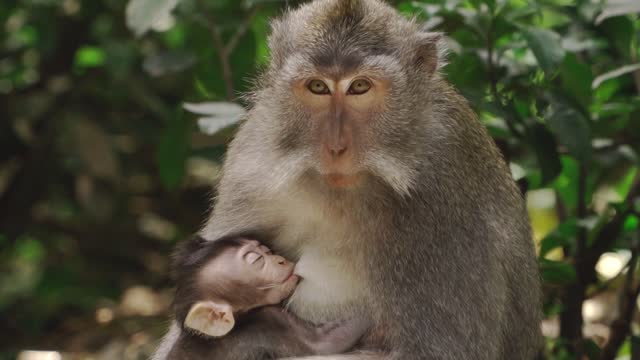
[527,123,562,184]
[74,46,106,68]
[156,109,191,189]
[521,27,565,75]
[560,54,593,109]
[540,258,577,284]
[616,166,638,199]
[553,156,582,211]
[594,78,621,103]
[583,339,601,359]
[446,53,487,90]
[14,237,45,263]
[624,215,639,232]
[597,17,634,58]
[545,103,592,163]
[539,219,579,258]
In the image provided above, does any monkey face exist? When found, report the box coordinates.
[289,73,390,190]
[261,0,443,196]
[198,239,299,310]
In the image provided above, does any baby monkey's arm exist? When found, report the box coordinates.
[255,306,372,357]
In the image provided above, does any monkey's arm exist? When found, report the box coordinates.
[158,307,370,360]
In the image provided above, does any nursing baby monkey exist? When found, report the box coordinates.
[168,236,370,359]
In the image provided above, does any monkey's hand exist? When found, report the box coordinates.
[307,317,372,355]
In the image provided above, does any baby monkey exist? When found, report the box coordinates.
[168,236,369,359]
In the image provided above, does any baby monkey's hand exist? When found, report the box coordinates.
[308,317,373,355]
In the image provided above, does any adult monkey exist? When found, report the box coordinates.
[153,0,542,358]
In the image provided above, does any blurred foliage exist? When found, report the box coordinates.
[0,0,639,359]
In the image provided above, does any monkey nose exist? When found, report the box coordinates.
[275,256,287,265]
[329,145,348,158]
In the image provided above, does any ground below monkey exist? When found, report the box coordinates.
[153,0,542,359]
[168,235,370,359]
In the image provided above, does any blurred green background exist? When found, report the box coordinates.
[1,0,639,359]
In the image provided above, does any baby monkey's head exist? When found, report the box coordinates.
[172,236,299,337]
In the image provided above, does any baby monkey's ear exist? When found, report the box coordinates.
[184,301,235,337]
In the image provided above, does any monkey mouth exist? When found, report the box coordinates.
[280,269,299,289]
[324,172,362,188]
[283,272,299,284]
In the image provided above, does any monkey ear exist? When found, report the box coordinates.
[412,32,443,74]
[184,301,235,337]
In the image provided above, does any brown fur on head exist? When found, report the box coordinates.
[246,0,446,198]
[172,236,249,328]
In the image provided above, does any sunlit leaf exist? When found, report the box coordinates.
[595,0,640,24]
[125,0,180,37]
[183,102,245,116]
[14,237,45,263]
[624,215,639,232]
[74,46,106,68]
[184,102,247,135]
[552,156,597,212]
[592,63,640,89]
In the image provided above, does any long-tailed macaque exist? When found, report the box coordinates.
[154,0,542,359]
[168,236,369,359]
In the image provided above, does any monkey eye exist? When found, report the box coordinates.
[307,79,330,95]
[347,79,371,95]
[246,252,262,264]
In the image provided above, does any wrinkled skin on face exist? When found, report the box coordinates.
[198,239,299,311]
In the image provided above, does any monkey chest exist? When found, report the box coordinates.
[271,197,368,322]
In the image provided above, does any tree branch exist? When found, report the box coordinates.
[559,164,589,355]
[560,171,640,356]
[195,1,261,101]
[224,6,260,56]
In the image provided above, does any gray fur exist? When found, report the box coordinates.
[153,0,542,359]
